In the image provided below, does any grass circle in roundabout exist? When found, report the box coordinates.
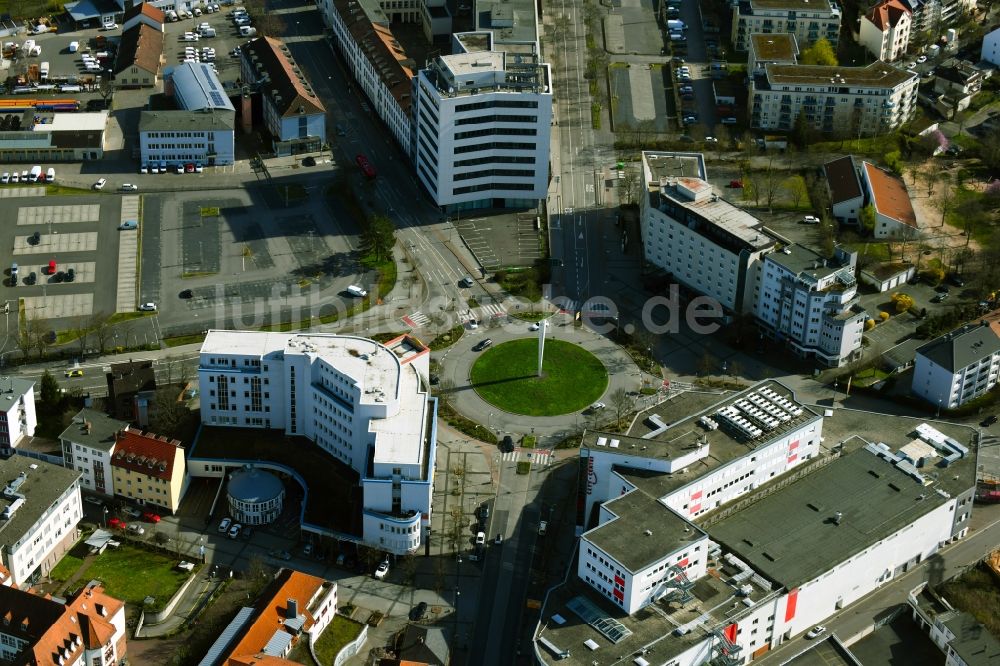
[469,338,609,416]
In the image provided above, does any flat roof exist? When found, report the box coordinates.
[38,112,108,133]
[442,51,506,77]
[750,33,798,61]
[767,243,840,278]
[0,456,80,551]
[477,0,539,44]
[642,151,706,180]
[58,409,130,453]
[766,62,914,88]
[139,109,235,132]
[750,0,834,11]
[583,491,706,572]
[709,439,974,589]
[584,381,820,498]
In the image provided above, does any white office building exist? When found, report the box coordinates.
[860,0,913,63]
[731,0,842,52]
[60,409,131,497]
[197,331,436,555]
[912,322,1000,409]
[0,456,82,587]
[755,244,866,367]
[0,377,36,455]
[639,151,776,314]
[983,27,1000,67]
[413,28,553,211]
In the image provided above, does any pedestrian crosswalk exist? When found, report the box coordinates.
[501,448,554,466]
[478,303,507,319]
[402,311,430,327]
[555,299,579,313]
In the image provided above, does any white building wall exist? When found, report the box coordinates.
[983,28,1000,66]
[139,127,235,166]
[7,483,81,586]
[773,498,959,640]
[859,10,911,62]
[832,194,864,223]
[63,444,114,497]
[0,386,35,449]
[912,351,1000,409]
[732,4,842,51]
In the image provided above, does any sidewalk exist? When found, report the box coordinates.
[135,573,218,638]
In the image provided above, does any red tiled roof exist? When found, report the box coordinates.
[864,162,917,228]
[110,428,182,481]
[114,23,163,76]
[867,0,910,31]
[123,2,166,26]
[223,570,327,665]
[242,37,325,117]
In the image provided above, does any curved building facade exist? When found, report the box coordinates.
[226,467,285,525]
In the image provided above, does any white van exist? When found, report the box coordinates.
[200,27,216,37]
[346,285,367,298]
[45,167,55,183]
[40,61,49,78]
[239,25,256,37]
[68,41,79,52]
[28,165,41,182]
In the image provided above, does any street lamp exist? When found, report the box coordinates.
[102,507,108,528]
[937,399,942,419]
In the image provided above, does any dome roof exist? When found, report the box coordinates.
[227,468,284,503]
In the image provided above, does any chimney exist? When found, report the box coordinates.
[287,598,298,619]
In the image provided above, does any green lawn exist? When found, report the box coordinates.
[84,544,190,608]
[312,615,364,663]
[470,339,608,415]
[49,553,84,582]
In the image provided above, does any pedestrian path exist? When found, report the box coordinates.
[501,448,554,466]
[478,303,506,319]
[402,310,431,328]
[115,195,140,313]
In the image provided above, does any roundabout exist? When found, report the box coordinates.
[469,338,609,416]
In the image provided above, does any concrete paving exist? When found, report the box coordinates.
[115,195,140,313]
[22,293,93,318]
[0,187,45,198]
[13,232,99,254]
[16,204,101,225]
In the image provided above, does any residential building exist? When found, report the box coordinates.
[639,151,776,314]
[731,0,842,52]
[106,360,157,422]
[198,569,337,666]
[139,62,236,168]
[59,409,130,498]
[0,112,108,163]
[195,332,436,555]
[327,0,415,153]
[0,377,36,455]
[109,428,186,514]
[113,23,163,88]
[0,456,82,587]
[909,583,1000,666]
[239,37,326,156]
[823,155,865,224]
[412,29,553,211]
[747,33,798,74]
[755,244,866,366]
[121,2,165,32]
[860,0,912,62]
[0,581,127,666]
[932,61,985,117]
[750,62,918,135]
[538,384,976,666]
[983,27,1000,67]
[912,322,1000,409]
[861,160,919,239]
[901,0,975,34]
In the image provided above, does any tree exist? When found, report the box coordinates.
[87,312,113,354]
[859,204,877,235]
[39,371,61,411]
[799,38,837,66]
[783,175,808,208]
[618,166,639,207]
[609,387,633,430]
[246,553,274,596]
[762,158,782,211]
[890,293,914,313]
[360,214,396,263]
[697,350,715,377]
[149,388,190,436]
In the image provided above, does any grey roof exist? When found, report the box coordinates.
[139,109,235,133]
[197,606,255,666]
[767,244,841,279]
[0,377,35,403]
[168,62,235,112]
[943,613,1000,666]
[59,409,130,453]
[916,322,1000,373]
[397,625,449,666]
[227,468,284,503]
[583,490,705,573]
[0,456,80,551]
[708,446,954,590]
[824,155,863,205]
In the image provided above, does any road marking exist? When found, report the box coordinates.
[402,311,430,328]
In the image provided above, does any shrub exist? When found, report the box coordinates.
[891,293,914,313]
[879,311,890,321]
[865,319,876,330]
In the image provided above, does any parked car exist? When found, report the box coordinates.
[228,523,242,539]
[93,178,107,190]
[121,183,138,191]
[948,274,965,287]
[981,414,998,427]
[84,496,103,506]
[802,215,820,224]
[932,293,949,303]
[494,534,504,545]
[935,284,950,293]
[109,517,126,529]
[143,512,161,523]
[374,559,389,579]
[179,289,193,299]
[472,338,493,352]
[139,302,157,311]
[124,506,142,518]
[128,524,145,535]
[65,268,75,282]
[475,532,486,545]
[218,517,232,533]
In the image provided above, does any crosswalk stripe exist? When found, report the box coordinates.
[402,311,430,328]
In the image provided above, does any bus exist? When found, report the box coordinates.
[355,154,376,180]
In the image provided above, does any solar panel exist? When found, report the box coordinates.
[205,71,219,90]
[209,91,227,107]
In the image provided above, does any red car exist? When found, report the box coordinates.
[143,512,161,523]
[729,179,744,188]
[108,517,126,529]
[184,163,195,173]
[47,259,57,275]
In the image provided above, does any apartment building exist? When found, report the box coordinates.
[538,384,977,666]
[0,377,36,455]
[860,0,913,62]
[748,33,798,74]
[639,151,776,314]
[731,0,842,52]
[327,0,415,153]
[901,0,974,34]
[755,244,866,367]
[239,37,326,156]
[0,581,126,666]
[861,160,919,239]
[983,27,1000,67]
[196,332,437,555]
[60,410,130,498]
[199,569,337,666]
[0,456,82,587]
[750,62,918,135]
[412,29,553,211]
[109,429,186,514]
[912,322,1000,409]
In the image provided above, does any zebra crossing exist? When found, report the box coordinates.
[401,310,430,327]
[478,303,507,320]
[501,448,554,466]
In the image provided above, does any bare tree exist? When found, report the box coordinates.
[762,158,782,211]
[246,553,274,596]
[618,166,639,207]
[88,312,113,354]
[697,350,714,377]
[609,387,633,430]
[150,387,190,436]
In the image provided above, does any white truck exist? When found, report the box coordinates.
[39,61,49,79]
